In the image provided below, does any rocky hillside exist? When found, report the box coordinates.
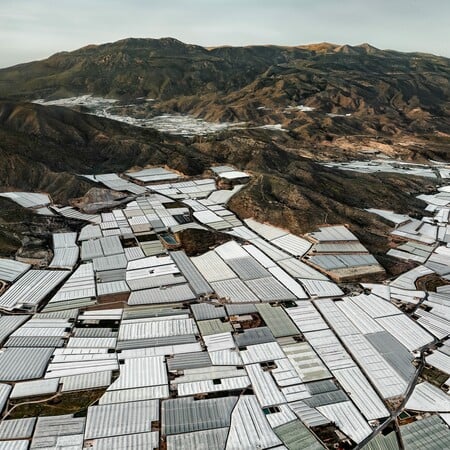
[0,38,447,270]
[0,101,436,270]
[0,38,449,140]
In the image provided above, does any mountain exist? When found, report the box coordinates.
[0,38,448,272]
[0,37,449,142]
[0,100,435,275]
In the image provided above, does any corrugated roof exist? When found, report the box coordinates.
[5,335,65,348]
[318,401,372,443]
[33,414,85,439]
[61,370,112,392]
[119,317,197,341]
[240,342,285,364]
[244,218,288,240]
[366,332,415,382]
[234,327,275,347]
[245,363,285,407]
[225,303,258,316]
[108,356,167,390]
[167,352,212,371]
[256,303,299,337]
[0,259,31,283]
[52,232,77,248]
[309,225,359,242]
[211,278,258,303]
[284,302,328,333]
[99,385,169,405]
[224,256,270,281]
[268,267,309,299]
[191,251,237,282]
[162,396,237,435]
[226,395,282,449]
[300,279,344,298]
[167,427,228,450]
[0,383,11,414]
[341,334,408,398]
[303,329,355,371]
[88,431,159,450]
[274,419,325,450]
[128,283,196,305]
[0,440,29,450]
[177,374,250,397]
[49,264,95,305]
[0,347,54,381]
[197,319,233,336]
[170,250,213,296]
[401,415,450,450]
[314,299,360,337]
[85,399,159,439]
[333,366,389,420]
[271,234,312,257]
[375,314,434,351]
[190,303,226,321]
[0,418,36,440]
[0,270,69,311]
[48,246,79,269]
[281,341,331,382]
[245,277,297,301]
[0,315,30,344]
[405,381,449,412]
[288,401,330,427]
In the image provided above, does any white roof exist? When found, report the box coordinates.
[304,329,355,371]
[49,263,95,304]
[284,301,328,333]
[240,342,285,365]
[225,395,282,449]
[0,270,69,311]
[271,234,311,257]
[245,363,286,407]
[405,382,450,412]
[108,356,168,390]
[100,385,169,404]
[426,351,450,374]
[333,366,389,420]
[244,218,288,240]
[11,378,59,399]
[191,251,237,282]
[268,267,309,299]
[317,401,372,443]
[300,279,344,298]
[0,259,31,283]
[375,314,434,351]
[341,334,408,398]
[119,317,197,341]
[0,192,50,208]
[84,399,159,439]
[203,332,236,352]
[309,225,359,242]
[211,278,258,303]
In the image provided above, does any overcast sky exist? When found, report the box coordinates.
[1,0,449,68]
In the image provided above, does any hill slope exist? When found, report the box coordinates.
[0,38,449,140]
[0,101,434,272]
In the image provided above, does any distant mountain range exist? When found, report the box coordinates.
[0,38,448,268]
[0,38,448,135]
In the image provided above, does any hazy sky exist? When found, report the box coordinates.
[1,0,449,67]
